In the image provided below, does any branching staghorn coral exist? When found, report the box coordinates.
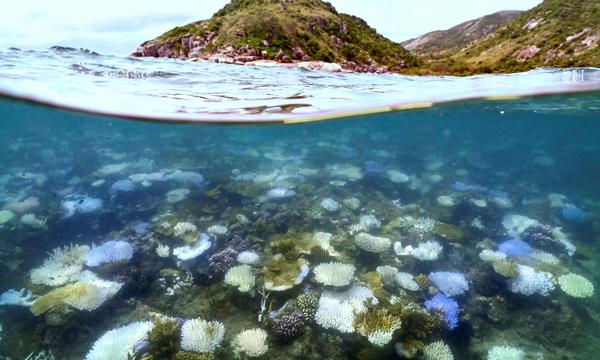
[354,307,401,346]
[232,328,268,358]
[180,319,225,354]
[148,317,181,359]
[173,222,199,244]
[224,265,255,293]
[30,244,90,287]
[423,340,454,360]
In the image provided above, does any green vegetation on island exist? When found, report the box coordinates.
[133,0,600,75]
[134,0,418,73]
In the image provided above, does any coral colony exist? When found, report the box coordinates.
[0,112,597,360]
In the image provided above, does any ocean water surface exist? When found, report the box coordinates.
[0,48,599,360]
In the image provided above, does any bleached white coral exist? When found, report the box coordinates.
[173,221,197,235]
[237,251,260,265]
[313,262,355,287]
[349,215,381,234]
[349,223,366,234]
[551,227,576,256]
[343,197,361,210]
[510,265,554,296]
[315,285,378,333]
[0,288,36,306]
[65,271,123,311]
[557,273,594,298]
[354,233,391,253]
[530,250,559,265]
[320,198,339,212]
[479,249,507,262]
[429,272,469,296]
[393,241,411,256]
[311,232,337,256]
[409,240,443,261]
[548,193,567,208]
[424,340,454,360]
[30,244,90,286]
[355,308,401,346]
[173,222,198,243]
[436,195,456,207]
[85,321,154,360]
[180,319,225,353]
[173,234,212,260]
[232,328,268,358]
[224,265,255,293]
[366,329,400,347]
[395,272,420,291]
[155,243,170,258]
[166,188,190,204]
[315,294,355,333]
[502,214,538,238]
[387,170,410,183]
[325,284,378,312]
[399,216,437,238]
[376,265,398,287]
[487,345,525,360]
[20,213,47,228]
[207,224,228,235]
[85,240,133,267]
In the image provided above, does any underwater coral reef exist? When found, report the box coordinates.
[0,97,599,360]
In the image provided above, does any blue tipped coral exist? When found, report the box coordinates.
[424,294,460,330]
[562,203,586,222]
[498,239,532,258]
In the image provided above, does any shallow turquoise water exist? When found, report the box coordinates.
[0,49,600,360]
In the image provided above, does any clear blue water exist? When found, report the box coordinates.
[0,48,599,360]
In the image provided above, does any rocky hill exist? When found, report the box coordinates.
[402,11,523,58]
[432,0,600,74]
[132,0,418,73]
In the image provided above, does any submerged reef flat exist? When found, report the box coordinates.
[0,97,600,359]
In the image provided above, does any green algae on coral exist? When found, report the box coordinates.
[147,317,181,359]
[394,304,443,340]
[354,307,401,336]
[493,259,519,278]
[173,351,215,360]
[30,282,94,316]
[263,254,309,291]
[434,223,464,242]
[360,272,388,299]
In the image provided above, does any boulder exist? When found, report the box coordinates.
[143,44,159,57]
[292,47,305,60]
[319,62,342,72]
[157,44,172,57]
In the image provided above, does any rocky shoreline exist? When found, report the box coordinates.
[131,36,393,74]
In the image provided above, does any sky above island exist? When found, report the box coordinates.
[0,0,542,55]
